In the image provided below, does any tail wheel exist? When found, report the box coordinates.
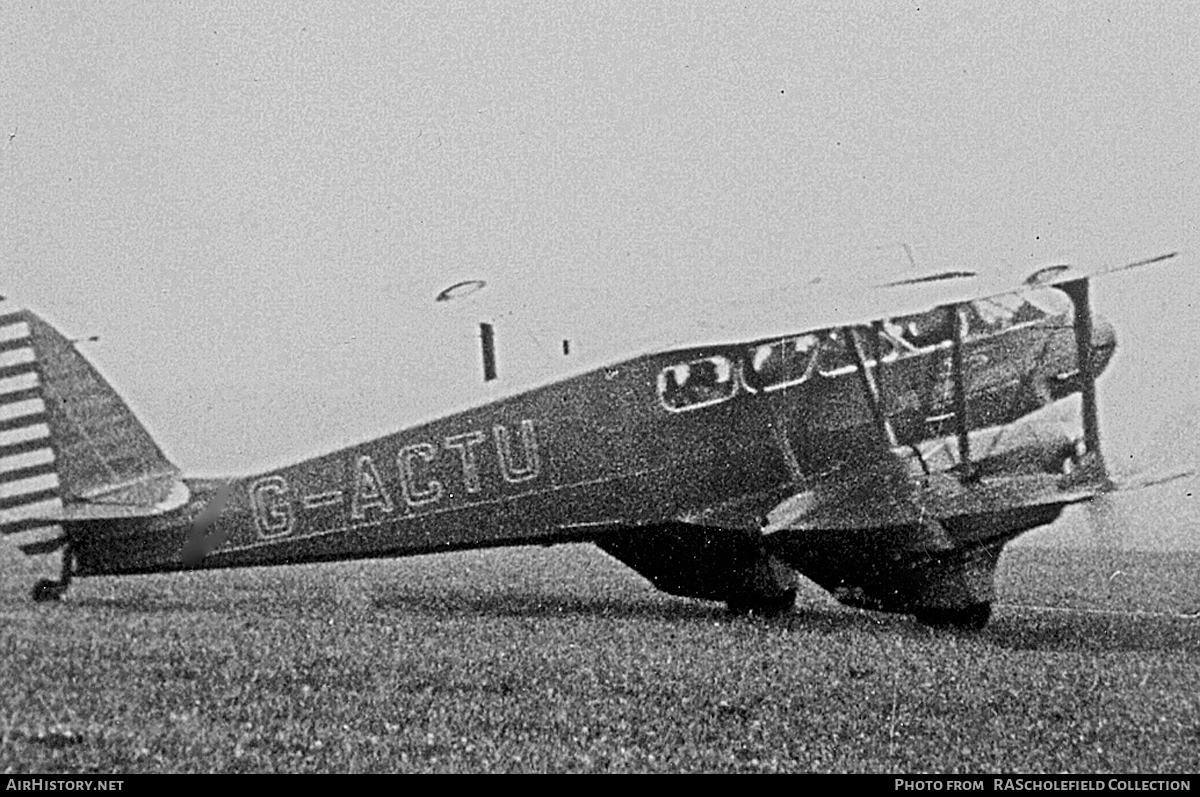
[32,579,68,603]
[30,547,74,603]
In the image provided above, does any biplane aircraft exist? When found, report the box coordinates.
[0,253,1178,629]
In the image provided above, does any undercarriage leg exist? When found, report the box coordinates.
[910,545,1001,631]
[724,553,798,617]
[31,546,74,603]
[913,601,992,631]
[595,524,798,617]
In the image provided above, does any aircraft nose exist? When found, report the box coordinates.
[1090,314,1117,374]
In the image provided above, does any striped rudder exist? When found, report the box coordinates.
[0,299,188,559]
[0,308,63,554]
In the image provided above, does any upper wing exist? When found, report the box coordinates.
[639,251,1178,354]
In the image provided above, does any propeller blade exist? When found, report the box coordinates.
[1058,278,1105,471]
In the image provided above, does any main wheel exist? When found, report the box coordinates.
[914,601,992,631]
[726,587,798,617]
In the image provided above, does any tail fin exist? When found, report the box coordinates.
[0,303,187,555]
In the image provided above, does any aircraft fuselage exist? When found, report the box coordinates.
[69,292,1106,582]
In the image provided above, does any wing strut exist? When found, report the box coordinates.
[946,304,972,472]
[844,327,898,448]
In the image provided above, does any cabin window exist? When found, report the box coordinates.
[969,293,1024,333]
[879,322,919,355]
[817,330,859,376]
[1024,287,1073,317]
[888,308,957,350]
[658,355,737,412]
[817,327,913,376]
[743,334,819,392]
[966,291,1061,336]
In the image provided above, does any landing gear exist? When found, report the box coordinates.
[595,525,800,617]
[727,587,798,617]
[914,601,992,631]
[31,579,68,602]
[31,547,73,603]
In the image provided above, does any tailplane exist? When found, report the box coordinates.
[0,302,187,555]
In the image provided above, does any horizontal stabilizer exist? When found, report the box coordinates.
[2,479,189,529]
[18,536,67,555]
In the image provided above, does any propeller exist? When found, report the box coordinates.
[1052,252,1180,486]
[1053,253,1200,618]
[1057,277,1107,477]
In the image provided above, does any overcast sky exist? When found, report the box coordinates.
[2,3,1196,477]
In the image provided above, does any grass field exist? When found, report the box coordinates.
[1,538,1198,774]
